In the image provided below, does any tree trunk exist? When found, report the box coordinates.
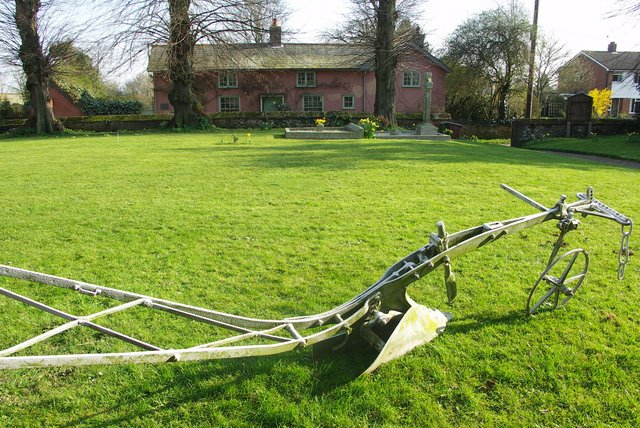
[373,0,397,127]
[15,0,59,134]
[168,0,198,128]
[497,81,511,122]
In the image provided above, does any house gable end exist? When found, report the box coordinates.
[579,52,610,71]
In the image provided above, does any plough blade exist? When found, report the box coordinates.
[361,304,451,375]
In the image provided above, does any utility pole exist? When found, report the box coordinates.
[524,0,540,118]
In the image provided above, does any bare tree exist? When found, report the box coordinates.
[232,0,289,43]
[101,0,287,128]
[326,0,423,125]
[533,35,568,102]
[612,1,640,15]
[373,0,398,126]
[121,72,154,110]
[0,1,89,133]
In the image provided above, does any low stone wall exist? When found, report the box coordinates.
[0,119,26,133]
[456,122,512,140]
[0,116,172,133]
[511,119,639,147]
[397,119,512,140]
[10,115,634,144]
[284,124,364,140]
[62,116,171,132]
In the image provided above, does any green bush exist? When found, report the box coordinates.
[78,91,143,115]
[328,111,353,127]
[258,121,274,130]
[0,99,25,119]
[196,116,214,131]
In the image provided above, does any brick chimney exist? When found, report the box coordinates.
[608,41,617,53]
[269,19,282,47]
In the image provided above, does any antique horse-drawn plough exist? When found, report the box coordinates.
[0,185,633,374]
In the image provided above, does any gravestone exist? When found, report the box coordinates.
[566,93,593,137]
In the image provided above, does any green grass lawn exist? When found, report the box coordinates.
[0,131,639,426]
[526,134,640,162]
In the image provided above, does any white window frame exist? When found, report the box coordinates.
[296,71,316,88]
[402,71,420,88]
[219,96,240,112]
[218,72,238,88]
[302,94,323,112]
[342,95,355,110]
[612,72,624,82]
[631,99,640,114]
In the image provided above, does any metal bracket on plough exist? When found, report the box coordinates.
[0,185,633,374]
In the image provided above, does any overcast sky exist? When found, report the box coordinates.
[286,0,640,55]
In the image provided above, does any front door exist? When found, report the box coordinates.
[261,95,285,112]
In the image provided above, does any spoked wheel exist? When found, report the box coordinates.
[527,249,590,315]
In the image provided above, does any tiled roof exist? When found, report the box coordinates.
[581,51,640,71]
[148,43,450,73]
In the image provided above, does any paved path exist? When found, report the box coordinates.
[543,151,640,170]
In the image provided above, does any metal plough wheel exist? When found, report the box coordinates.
[527,249,590,315]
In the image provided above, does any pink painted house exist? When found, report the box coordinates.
[147,23,449,116]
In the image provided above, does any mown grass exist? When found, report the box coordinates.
[0,131,638,426]
[526,135,640,162]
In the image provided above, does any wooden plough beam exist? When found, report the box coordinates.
[0,185,633,373]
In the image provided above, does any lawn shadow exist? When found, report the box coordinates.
[310,336,379,394]
[171,140,625,172]
[55,346,375,427]
[56,353,297,427]
[445,309,531,336]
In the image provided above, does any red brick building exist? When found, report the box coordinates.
[558,42,640,116]
[49,83,83,117]
[147,23,450,116]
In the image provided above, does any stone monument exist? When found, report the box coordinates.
[415,72,438,136]
[375,71,449,141]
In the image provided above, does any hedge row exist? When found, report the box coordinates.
[78,91,143,116]
[0,99,25,120]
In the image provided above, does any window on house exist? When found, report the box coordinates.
[343,95,355,110]
[302,94,323,112]
[402,71,420,87]
[631,99,640,114]
[218,73,238,88]
[219,96,240,112]
[635,73,640,84]
[296,71,316,87]
[160,103,170,111]
[612,73,623,82]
